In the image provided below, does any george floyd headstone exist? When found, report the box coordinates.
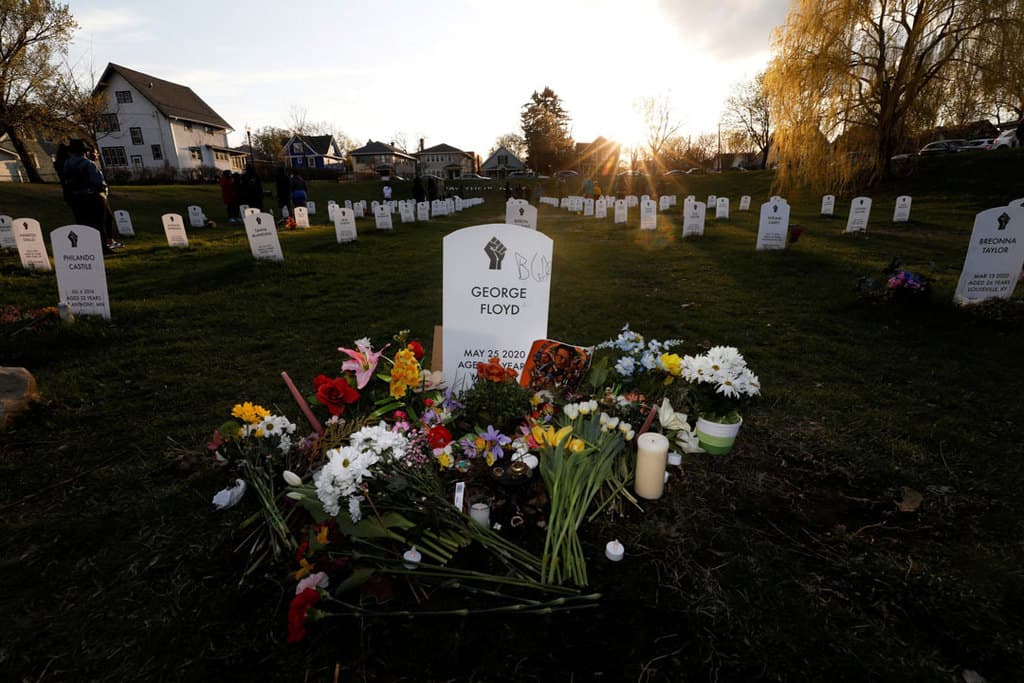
[845,197,872,233]
[442,224,552,391]
[50,225,110,319]
[506,200,537,230]
[682,201,706,237]
[374,204,393,230]
[716,197,730,220]
[13,218,51,271]
[595,197,608,219]
[161,213,189,247]
[0,215,14,249]
[756,199,791,250]
[113,209,135,237]
[739,195,751,211]
[584,198,594,216]
[614,199,628,224]
[334,207,357,243]
[953,205,1024,305]
[306,201,316,215]
[293,206,310,228]
[187,205,205,228]
[417,201,430,221]
[640,198,657,230]
[821,194,836,216]
[243,212,284,262]
[243,207,261,217]
[893,195,912,223]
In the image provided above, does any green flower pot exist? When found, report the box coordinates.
[695,416,742,455]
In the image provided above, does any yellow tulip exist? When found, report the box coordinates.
[532,424,573,448]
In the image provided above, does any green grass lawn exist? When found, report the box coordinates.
[1,158,1023,681]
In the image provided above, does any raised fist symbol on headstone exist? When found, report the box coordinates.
[68,230,79,248]
[997,212,1010,231]
[484,237,507,270]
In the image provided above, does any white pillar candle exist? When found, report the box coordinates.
[605,539,625,562]
[635,432,670,499]
[469,502,490,527]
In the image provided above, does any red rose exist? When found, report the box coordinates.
[407,340,425,360]
[287,588,321,643]
[427,425,453,449]
[313,374,331,389]
[315,377,360,416]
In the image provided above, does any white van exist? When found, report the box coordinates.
[992,128,1019,149]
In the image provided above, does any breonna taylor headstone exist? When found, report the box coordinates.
[442,224,552,392]
[13,218,51,271]
[50,225,111,319]
[953,205,1024,305]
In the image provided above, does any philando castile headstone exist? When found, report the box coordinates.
[50,225,110,319]
[442,225,552,391]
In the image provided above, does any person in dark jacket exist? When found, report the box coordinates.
[62,139,118,255]
[291,169,307,209]
[242,164,264,210]
[220,170,240,222]
[275,166,291,217]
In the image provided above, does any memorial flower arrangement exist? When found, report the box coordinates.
[667,346,761,424]
[207,326,758,641]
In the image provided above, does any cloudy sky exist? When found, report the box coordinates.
[69,0,790,156]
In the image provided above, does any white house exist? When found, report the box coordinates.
[92,63,247,177]
[415,143,475,179]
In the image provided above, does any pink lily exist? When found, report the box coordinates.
[338,338,387,389]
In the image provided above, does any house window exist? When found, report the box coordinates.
[308,156,316,166]
[98,113,120,132]
[214,151,229,161]
[129,127,144,145]
[205,126,214,134]
[231,156,245,170]
[101,146,128,166]
[498,155,507,164]
[130,155,144,169]
[184,121,193,131]
[293,143,303,153]
[189,147,202,161]
[115,90,133,104]
[151,144,163,161]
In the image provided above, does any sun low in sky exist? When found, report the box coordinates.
[71,0,788,155]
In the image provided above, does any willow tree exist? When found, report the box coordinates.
[765,0,1008,192]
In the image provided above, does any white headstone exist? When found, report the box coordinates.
[328,203,338,221]
[756,200,791,250]
[707,195,717,212]
[344,199,353,209]
[953,205,1024,305]
[13,218,51,271]
[400,201,415,223]
[113,209,134,237]
[50,225,110,319]
[334,207,357,243]
[1009,197,1024,208]
[614,199,628,224]
[293,206,310,228]
[374,205,393,230]
[584,198,595,216]
[306,200,316,215]
[739,195,751,211]
[455,197,465,212]
[442,225,552,391]
[161,213,189,248]
[432,199,446,216]
[821,194,836,216]
[507,202,538,230]
[640,198,657,231]
[244,207,261,217]
[353,202,365,218]
[626,195,638,208]
[560,197,569,209]
[716,197,730,220]
[845,197,872,233]
[682,202,706,237]
[281,206,290,219]
[667,195,677,207]
[187,205,205,228]
[893,195,912,223]
[446,198,455,215]
[243,212,284,262]
[0,215,15,249]
[659,195,670,211]
[239,204,249,214]
[595,198,607,219]
[417,201,430,221]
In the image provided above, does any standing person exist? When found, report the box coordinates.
[88,147,120,246]
[290,169,307,210]
[275,166,291,218]
[427,176,438,202]
[243,164,264,211]
[62,139,118,255]
[220,170,240,223]
[504,182,512,201]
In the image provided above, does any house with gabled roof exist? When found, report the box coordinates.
[348,139,417,179]
[414,143,475,179]
[281,134,346,170]
[91,63,247,176]
[480,146,525,179]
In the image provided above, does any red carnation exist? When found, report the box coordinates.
[406,340,425,360]
[427,425,453,449]
[315,377,360,416]
[287,588,321,643]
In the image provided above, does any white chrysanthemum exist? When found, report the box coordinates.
[314,445,378,516]
[348,495,363,523]
[350,424,409,462]
[742,369,761,396]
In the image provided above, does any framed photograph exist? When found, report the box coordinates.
[520,339,593,393]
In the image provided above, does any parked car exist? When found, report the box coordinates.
[918,140,965,155]
[460,173,490,180]
[616,170,645,177]
[992,129,1018,149]
[958,138,994,151]
[554,170,579,178]
[508,171,535,179]
[685,167,705,175]
[663,169,688,176]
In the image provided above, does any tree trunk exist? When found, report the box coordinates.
[5,127,45,183]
